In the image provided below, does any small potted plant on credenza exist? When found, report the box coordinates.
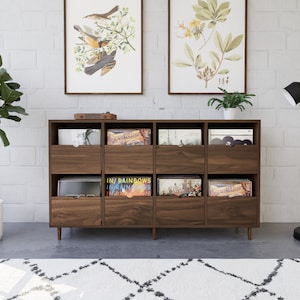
[208,87,255,119]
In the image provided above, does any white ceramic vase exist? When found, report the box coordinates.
[223,108,239,120]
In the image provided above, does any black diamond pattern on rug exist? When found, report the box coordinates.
[0,258,299,299]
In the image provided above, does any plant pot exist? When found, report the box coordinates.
[223,108,239,120]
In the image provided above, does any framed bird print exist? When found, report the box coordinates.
[64,0,143,94]
[168,0,247,94]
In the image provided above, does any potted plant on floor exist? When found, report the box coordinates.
[207,87,255,119]
[0,55,28,239]
[0,54,28,146]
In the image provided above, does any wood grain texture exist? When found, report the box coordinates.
[105,145,153,174]
[208,146,259,174]
[156,197,205,226]
[104,198,153,226]
[156,146,205,174]
[50,146,101,174]
[207,197,258,226]
[50,198,101,227]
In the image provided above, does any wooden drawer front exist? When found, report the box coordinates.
[156,197,205,226]
[50,146,101,174]
[207,198,258,226]
[156,146,205,174]
[105,146,153,174]
[208,146,259,174]
[50,198,101,227]
[105,198,153,226]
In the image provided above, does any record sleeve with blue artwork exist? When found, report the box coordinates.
[106,176,152,197]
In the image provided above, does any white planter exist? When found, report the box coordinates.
[223,108,239,120]
[0,199,3,240]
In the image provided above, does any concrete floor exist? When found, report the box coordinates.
[0,223,299,258]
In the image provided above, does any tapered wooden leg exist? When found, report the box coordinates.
[152,228,157,240]
[247,227,252,240]
[57,227,62,240]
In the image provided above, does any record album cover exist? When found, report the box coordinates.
[107,129,151,145]
[106,176,152,197]
[158,129,202,145]
[208,179,252,197]
[157,176,202,197]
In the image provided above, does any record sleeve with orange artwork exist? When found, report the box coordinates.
[208,179,252,197]
[106,176,152,197]
[107,129,151,145]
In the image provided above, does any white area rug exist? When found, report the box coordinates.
[0,258,300,299]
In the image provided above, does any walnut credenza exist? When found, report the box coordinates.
[49,119,260,240]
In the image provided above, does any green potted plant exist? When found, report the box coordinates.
[0,55,28,146]
[208,87,255,119]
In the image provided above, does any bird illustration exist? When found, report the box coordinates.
[84,50,117,76]
[73,25,110,48]
[101,60,117,76]
[84,5,119,21]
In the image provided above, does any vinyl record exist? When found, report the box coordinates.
[210,138,223,145]
[223,136,234,146]
[232,139,243,145]
[243,139,252,145]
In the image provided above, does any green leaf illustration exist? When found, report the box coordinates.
[208,21,217,28]
[224,33,233,51]
[184,43,195,63]
[214,31,224,52]
[225,54,242,61]
[195,8,214,21]
[218,69,229,74]
[197,1,209,9]
[216,18,227,23]
[194,0,231,23]
[195,54,206,69]
[210,51,220,63]
[212,60,217,70]
[216,2,231,19]
[226,34,243,52]
[207,0,217,13]
[173,60,193,67]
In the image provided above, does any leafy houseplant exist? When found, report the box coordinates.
[208,87,255,112]
[0,55,28,146]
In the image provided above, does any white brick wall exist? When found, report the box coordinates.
[0,0,300,222]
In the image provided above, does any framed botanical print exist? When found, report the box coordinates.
[168,0,247,94]
[64,0,143,94]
